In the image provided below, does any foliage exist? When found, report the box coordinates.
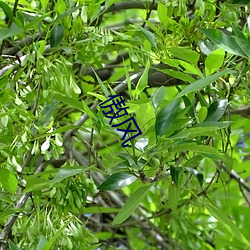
[1,0,250,249]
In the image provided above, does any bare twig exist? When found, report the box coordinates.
[219,163,250,193]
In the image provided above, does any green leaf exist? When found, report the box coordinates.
[36,235,48,250]
[176,70,231,98]
[24,177,51,192]
[170,126,220,139]
[155,99,179,137]
[168,182,180,210]
[0,168,18,194]
[157,1,168,24]
[80,206,120,214]
[134,59,151,98]
[51,166,86,186]
[156,67,195,83]
[194,121,231,129]
[203,201,250,248]
[138,27,157,48]
[53,92,84,112]
[205,49,225,75]
[0,2,14,21]
[205,99,228,122]
[98,172,137,191]
[42,223,69,250]
[185,167,204,187]
[170,166,180,186]
[200,28,247,58]
[0,209,23,223]
[112,185,151,224]
[151,86,166,111]
[8,241,22,250]
[0,26,23,42]
[168,47,200,65]
[50,24,64,47]
[232,0,250,4]
[198,106,208,122]
[93,70,110,98]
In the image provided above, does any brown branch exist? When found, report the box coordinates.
[219,163,250,193]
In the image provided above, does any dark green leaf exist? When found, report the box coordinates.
[170,166,181,186]
[177,70,231,98]
[205,99,228,122]
[185,167,204,187]
[194,121,231,129]
[200,28,247,58]
[155,99,179,137]
[0,168,18,194]
[232,0,250,4]
[0,2,14,21]
[98,172,137,191]
[112,185,151,224]
[50,24,64,47]
[0,26,23,42]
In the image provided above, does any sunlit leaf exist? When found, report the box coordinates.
[0,168,18,194]
[168,182,180,210]
[205,49,225,75]
[134,59,151,98]
[98,172,137,190]
[200,28,247,58]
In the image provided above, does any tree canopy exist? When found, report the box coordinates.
[1,0,250,249]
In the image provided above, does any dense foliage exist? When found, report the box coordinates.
[1,0,250,249]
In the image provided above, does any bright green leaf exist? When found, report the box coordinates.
[168,47,200,65]
[0,168,18,194]
[205,49,225,75]
[168,182,180,210]
[134,59,151,98]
